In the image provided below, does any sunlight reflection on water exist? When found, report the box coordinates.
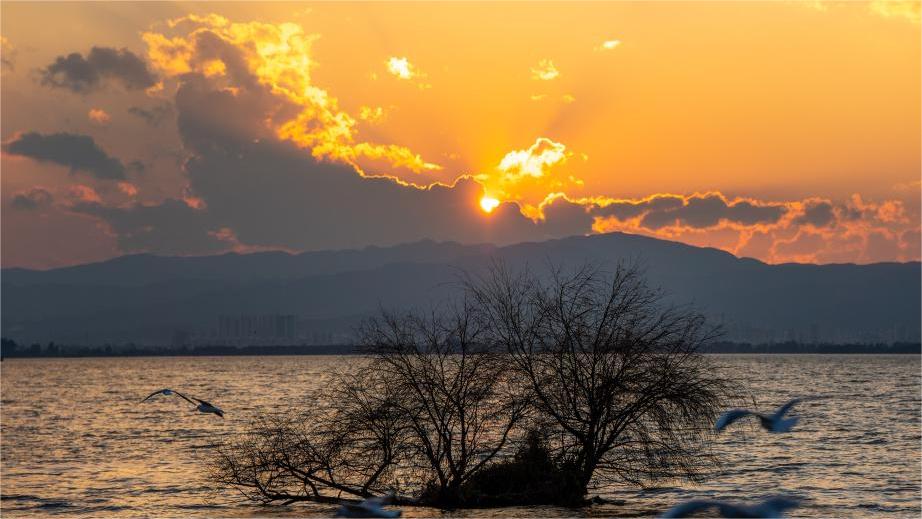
[1,355,919,517]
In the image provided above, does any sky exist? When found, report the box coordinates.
[1,1,919,269]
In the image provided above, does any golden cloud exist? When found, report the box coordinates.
[589,192,920,263]
[498,137,568,180]
[88,108,111,126]
[596,39,621,51]
[127,13,918,265]
[531,59,559,81]
[142,15,441,177]
[869,0,921,23]
[386,56,416,79]
[474,137,584,215]
[384,56,430,89]
[358,105,388,124]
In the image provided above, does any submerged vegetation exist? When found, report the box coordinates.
[211,262,734,508]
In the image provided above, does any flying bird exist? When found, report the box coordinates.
[335,493,402,518]
[141,388,224,418]
[660,496,801,518]
[715,397,808,433]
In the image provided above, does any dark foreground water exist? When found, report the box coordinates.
[1,355,919,517]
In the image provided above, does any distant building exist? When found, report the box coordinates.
[217,314,297,344]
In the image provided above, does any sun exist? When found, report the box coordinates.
[480,196,500,213]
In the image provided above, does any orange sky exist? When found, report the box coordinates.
[1,1,920,268]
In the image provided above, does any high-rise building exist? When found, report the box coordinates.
[217,314,297,344]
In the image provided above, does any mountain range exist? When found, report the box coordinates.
[3,232,919,346]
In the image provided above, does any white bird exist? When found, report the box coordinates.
[334,493,402,518]
[141,388,224,418]
[715,398,807,433]
[660,496,800,518]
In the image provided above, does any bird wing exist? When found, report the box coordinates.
[774,397,803,419]
[715,502,751,518]
[191,397,214,407]
[660,500,719,518]
[171,390,198,405]
[141,389,168,402]
[362,494,392,507]
[335,502,365,517]
[760,496,801,515]
[715,409,756,432]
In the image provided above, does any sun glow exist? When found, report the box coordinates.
[480,196,500,213]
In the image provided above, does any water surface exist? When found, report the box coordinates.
[2,355,919,517]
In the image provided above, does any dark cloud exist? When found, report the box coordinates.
[127,103,173,127]
[11,187,53,210]
[73,198,226,255]
[595,194,786,230]
[70,70,588,255]
[596,196,683,221]
[726,200,787,226]
[3,132,126,179]
[794,201,835,228]
[540,197,594,237]
[41,46,157,93]
[127,160,146,174]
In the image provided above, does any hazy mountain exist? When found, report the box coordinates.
[3,232,919,346]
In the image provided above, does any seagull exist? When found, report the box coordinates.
[335,493,402,518]
[660,496,800,518]
[715,398,807,433]
[141,388,224,418]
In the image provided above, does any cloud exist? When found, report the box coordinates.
[358,105,388,124]
[475,137,583,212]
[88,108,111,126]
[793,199,835,228]
[1,36,15,70]
[127,103,173,126]
[384,56,430,89]
[386,57,418,79]
[66,23,587,255]
[73,198,228,255]
[773,230,826,262]
[68,184,102,203]
[139,15,440,178]
[869,0,920,23]
[595,193,788,231]
[596,39,621,51]
[591,192,920,263]
[531,59,559,81]
[498,138,569,180]
[117,182,139,197]
[46,13,917,266]
[11,187,53,210]
[2,132,126,179]
[41,46,158,93]
[805,0,920,24]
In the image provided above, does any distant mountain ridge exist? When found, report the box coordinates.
[3,232,919,346]
[1,239,499,286]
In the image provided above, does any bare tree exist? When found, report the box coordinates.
[465,261,733,495]
[211,262,731,508]
[358,300,530,504]
[209,374,413,505]
[212,298,528,507]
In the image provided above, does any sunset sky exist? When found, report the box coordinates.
[2,1,919,269]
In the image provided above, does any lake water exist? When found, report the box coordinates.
[1,355,919,517]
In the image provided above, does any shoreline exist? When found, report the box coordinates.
[1,342,919,359]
